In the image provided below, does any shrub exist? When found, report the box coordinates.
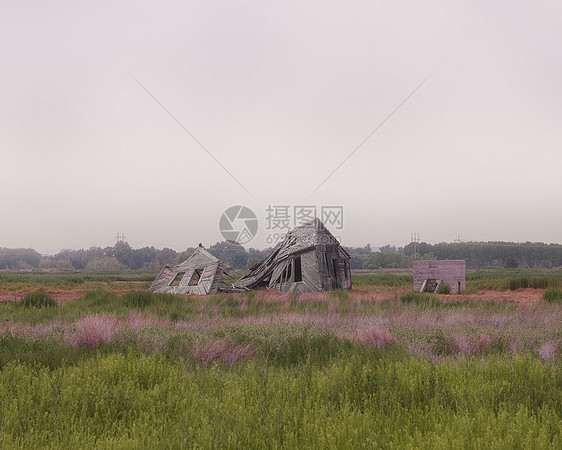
[0,335,93,369]
[505,276,552,290]
[400,292,436,305]
[191,339,258,366]
[357,326,393,348]
[66,315,118,350]
[77,289,118,306]
[123,291,154,308]
[351,273,412,287]
[462,286,479,295]
[19,291,57,308]
[543,287,562,303]
[448,332,490,357]
[437,283,451,295]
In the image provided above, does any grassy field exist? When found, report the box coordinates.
[0,270,561,448]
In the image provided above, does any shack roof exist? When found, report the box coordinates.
[172,247,232,275]
[234,218,349,290]
[149,246,233,295]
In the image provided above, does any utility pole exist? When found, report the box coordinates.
[411,233,420,260]
[411,233,413,260]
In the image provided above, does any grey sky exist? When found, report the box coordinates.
[1,1,561,254]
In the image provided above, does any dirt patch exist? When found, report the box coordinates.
[0,282,149,305]
[441,289,544,303]
[0,283,546,306]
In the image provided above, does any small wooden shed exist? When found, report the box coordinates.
[149,246,233,295]
[234,218,351,293]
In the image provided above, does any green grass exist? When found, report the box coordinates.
[351,272,412,287]
[352,269,562,292]
[0,285,545,325]
[0,335,119,370]
[4,268,560,293]
[0,350,560,448]
[466,269,562,291]
[438,283,451,294]
[18,291,57,308]
[0,290,198,324]
[543,287,562,303]
[1,271,561,447]
[0,271,154,290]
[400,291,437,305]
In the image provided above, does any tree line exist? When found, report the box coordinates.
[0,240,561,272]
[345,241,562,270]
[0,242,272,272]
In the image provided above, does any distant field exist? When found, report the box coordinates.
[0,272,154,303]
[0,270,561,448]
[352,268,562,291]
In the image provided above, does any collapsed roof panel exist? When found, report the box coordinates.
[149,247,233,295]
[233,218,351,293]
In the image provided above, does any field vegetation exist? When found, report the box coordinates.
[0,270,561,448]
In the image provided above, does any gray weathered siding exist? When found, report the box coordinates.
[413,260,466,293]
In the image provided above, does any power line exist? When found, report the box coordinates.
[308,74,432,197]
[410,233,420,260]
[406,240,562,250]
[131,75,253,197]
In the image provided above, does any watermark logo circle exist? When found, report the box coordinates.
[219,205,258,245]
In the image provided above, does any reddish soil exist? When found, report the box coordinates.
[0,283,545,305]
[0,290,86,304]
[453,289,544,303]
[0,282,149,305]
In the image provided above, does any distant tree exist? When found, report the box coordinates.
[155,248,177,265]
[129,246,158,270]
[38,258,74,271]
[53,249,88,270]
[0,248,41,269]
[86,256,124,272]
[174,247,198,264]
[208,241,249,269]
[363,251,411,269]
[112,242,133,267]
[3,239,560,272]
[348,244,372,255]
[246,247,273,268]
[505,257,518,269]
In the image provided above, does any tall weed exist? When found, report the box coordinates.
[19,291,57,308]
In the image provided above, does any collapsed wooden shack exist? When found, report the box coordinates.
[234,218,351,293]
[149,246,234,295]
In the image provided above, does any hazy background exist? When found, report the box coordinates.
[1,0,560,254]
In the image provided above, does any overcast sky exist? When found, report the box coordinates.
[1,0,561,254]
